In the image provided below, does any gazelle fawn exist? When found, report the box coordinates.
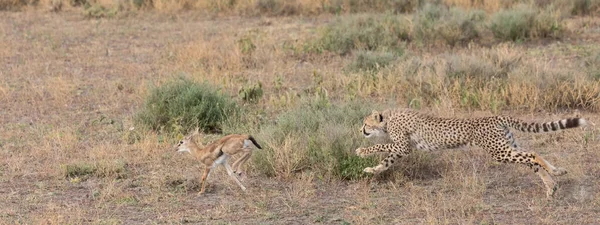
[174,129,263,194]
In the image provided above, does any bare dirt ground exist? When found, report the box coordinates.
[1,10,600,224]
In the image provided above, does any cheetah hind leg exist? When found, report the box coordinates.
[536,168,559,198]
[504,150,566,198]
[539,156,567,176]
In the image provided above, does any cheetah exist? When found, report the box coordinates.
[355,108,588,197]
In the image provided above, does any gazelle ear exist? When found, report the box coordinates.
[193,127,200,135]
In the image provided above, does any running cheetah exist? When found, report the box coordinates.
[356,109,587,197]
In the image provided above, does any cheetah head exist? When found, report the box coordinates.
[361,110,387,138]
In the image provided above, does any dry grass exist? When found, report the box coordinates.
[2,4,600,224]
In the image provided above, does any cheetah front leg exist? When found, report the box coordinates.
[356,143,410,174]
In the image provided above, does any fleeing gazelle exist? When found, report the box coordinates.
[174,128,262,194]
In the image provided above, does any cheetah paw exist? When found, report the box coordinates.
[546,183,559,198]
[363,167,376,173]
[363,165,384,174]
[551,168,567,176]
[355,148,369,157]
[233,170,243,177]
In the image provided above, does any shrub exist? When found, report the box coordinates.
[585,52,600,80]
[0,0,36,10]
[84,3,119,18]
[571,0,600,15]
[413,3,486,46]
[135,78,237,134]
[238,82,264,104]
[490,4,563,41]
[490,5,536,41]
[314,14,410,55]
[253,0,299,16]
[252,100,378,180]
[346,50,399,73]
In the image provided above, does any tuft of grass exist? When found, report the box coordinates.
[254,0,299,16]
[63,163,96,178]
[135,78,237,134]
[252,100,378,180]
[345,50,399,73]
[83,3,120,18]
[531,5,563,39]
[413,3,486,46]
[62,161,127,180]
[313,14,410,55]
[585,52,600,81]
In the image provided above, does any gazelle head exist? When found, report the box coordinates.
[174,128,202,153]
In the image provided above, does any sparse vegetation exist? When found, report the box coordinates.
[3,1,600,224]
[571,0,600,15]
[346,50,399,73]
[314,14,410,55]
[63,160,127,180]
[413,3,486,45]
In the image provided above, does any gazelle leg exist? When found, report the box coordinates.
[232,152,252,176]
[199,167,211,194]
[223,163,247,191]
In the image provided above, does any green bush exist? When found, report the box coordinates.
[413,3,486,46]
[238,82,264,104]
[314,14,410,55]
[346,50,399,73]
[253,100,378,180]
[135,78,237,134]
[490,5,535,41]
[490,4,563,41]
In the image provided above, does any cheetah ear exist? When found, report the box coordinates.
[372,110,383,123]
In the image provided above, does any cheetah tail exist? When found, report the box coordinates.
[505,117,588,133]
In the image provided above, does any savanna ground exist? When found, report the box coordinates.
[2,0,600,224]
